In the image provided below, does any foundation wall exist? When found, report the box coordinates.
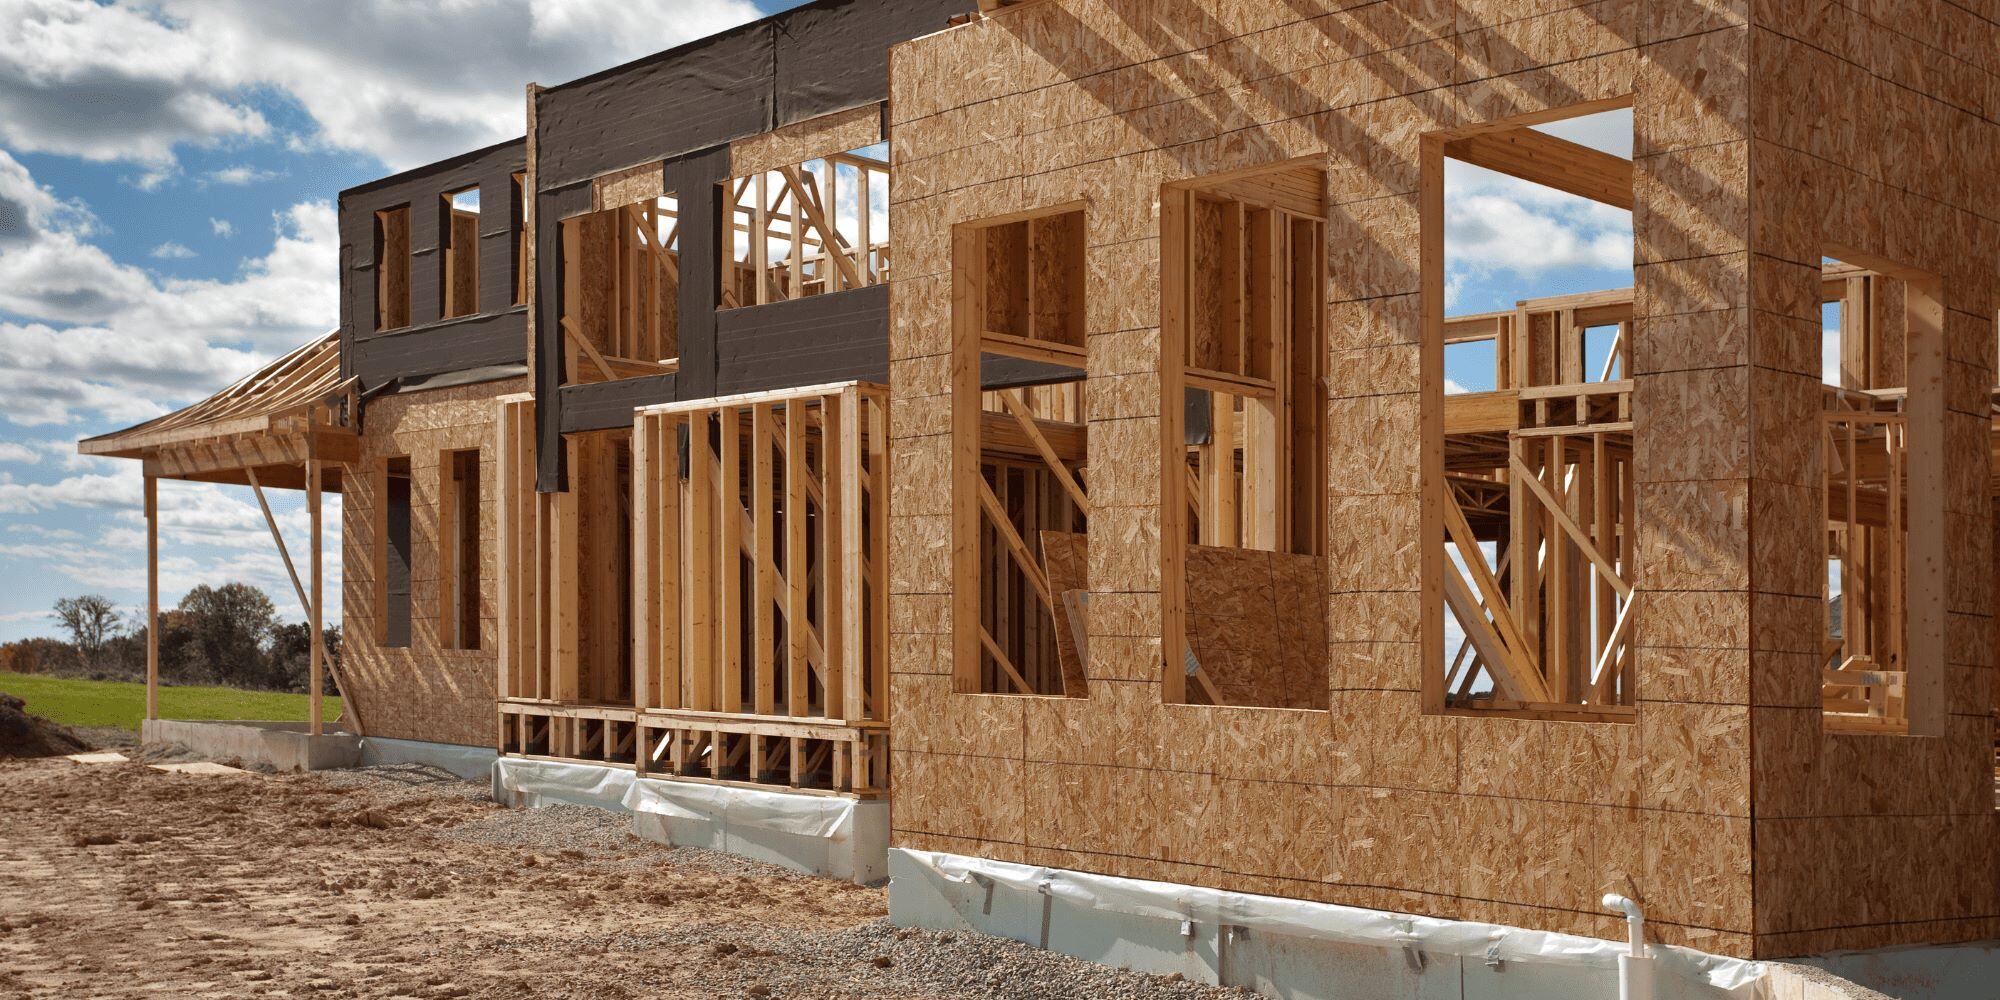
[884,0,1999,960]
[342,379,524,747]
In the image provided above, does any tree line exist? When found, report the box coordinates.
[0,583,339,694]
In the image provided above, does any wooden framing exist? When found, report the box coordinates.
[1159,162,1326,707]
[441,187,481,319]
[496,382,890,796]
[1423,110,1639,721]
[559,198,680,385]
[723,147,889,309]
[438,447,483,651]
[375,205,411,332]
[949,205,1090,697]
[81,330,359,736]
[1815,258,1948,736]
[1435,293,1639,719]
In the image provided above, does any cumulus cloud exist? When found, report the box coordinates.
[1444,162,1633,278]
[0,469,139,514]
[0,0,767,173]
[0,473,343,620]
[210,217,234,238]
[1443,108,1634,293]
[0,441,39,464]
[203,163,280,186]
[0,0,269,165]
[149,240,195,259]
[0,149,332,428]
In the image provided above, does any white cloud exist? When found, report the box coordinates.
[0,442,39,464]
[0,0,768,173]
[1445,162,1633,277]
[130,163,180,192]
[0,149,334,429]
[204,164,279,186]
[0,470,139,514]
[0,0,269,165]
[210,217,234,238]
[4,478,345,622]
[1443,109,1634,297]
[149,240,196,259]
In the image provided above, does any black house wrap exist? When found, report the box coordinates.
[530,0,973,491]
[338,137,528,395]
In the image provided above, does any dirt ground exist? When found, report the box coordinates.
[0,754,1252,1000]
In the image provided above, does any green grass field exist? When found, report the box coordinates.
[0,671,340,732]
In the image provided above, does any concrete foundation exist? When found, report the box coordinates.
[886,849,1766,1000]
[490,757,890,884]
[1794,941,2000,999]
[140,719,360,772]
[357,736,497,781]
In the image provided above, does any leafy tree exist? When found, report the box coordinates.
[267,621,342,694]
[52,595,121,666]
[0,637,79,675]
[175,583,278,688]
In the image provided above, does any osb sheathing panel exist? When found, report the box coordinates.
[341,379,522,748]
[1737,7,2000,956]
[729,104,884,179]
[881,0,1998,960]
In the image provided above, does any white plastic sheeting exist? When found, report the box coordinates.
[492,757,636,811]
[897,849,1768,996]
[624,778,856,840]
[489,757,858,840]
[488,757,885,882]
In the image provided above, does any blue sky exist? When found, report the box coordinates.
[0,2,1635,646]
[0,0,786,642]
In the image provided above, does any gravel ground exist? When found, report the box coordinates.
[0,753,1257,999]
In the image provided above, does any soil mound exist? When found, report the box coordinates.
[0,692,90,759]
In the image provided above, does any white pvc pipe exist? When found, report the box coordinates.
[1601,894,1653,1000]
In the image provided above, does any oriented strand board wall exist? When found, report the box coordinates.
[1740,7,1999,958]
[883,0,2000,961]
[342,378,524,747]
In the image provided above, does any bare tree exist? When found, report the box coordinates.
[53,595,121,665]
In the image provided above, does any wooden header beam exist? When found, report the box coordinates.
[1443,128,1633,210]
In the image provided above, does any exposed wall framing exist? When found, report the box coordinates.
[559,197,681,385]
[1158,162,1327,708]
[1422,113,1638,722]
[949,206,1090,698]
[497,383,891,796]
[1434,291,1638,719]
[1815,258,1947,735]
[628,382,890,794]
[724,146,889,309]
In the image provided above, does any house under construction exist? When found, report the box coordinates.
[81,0,2000,982]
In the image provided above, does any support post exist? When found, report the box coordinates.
[308,457,324,737]
[145,474,159,722]
[247,467,363,735]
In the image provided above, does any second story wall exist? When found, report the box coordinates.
[530,0,973,490]
[340,138,529,396]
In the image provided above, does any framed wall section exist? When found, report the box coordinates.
[949,204,1090,699]
[1158,161,1328,710]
